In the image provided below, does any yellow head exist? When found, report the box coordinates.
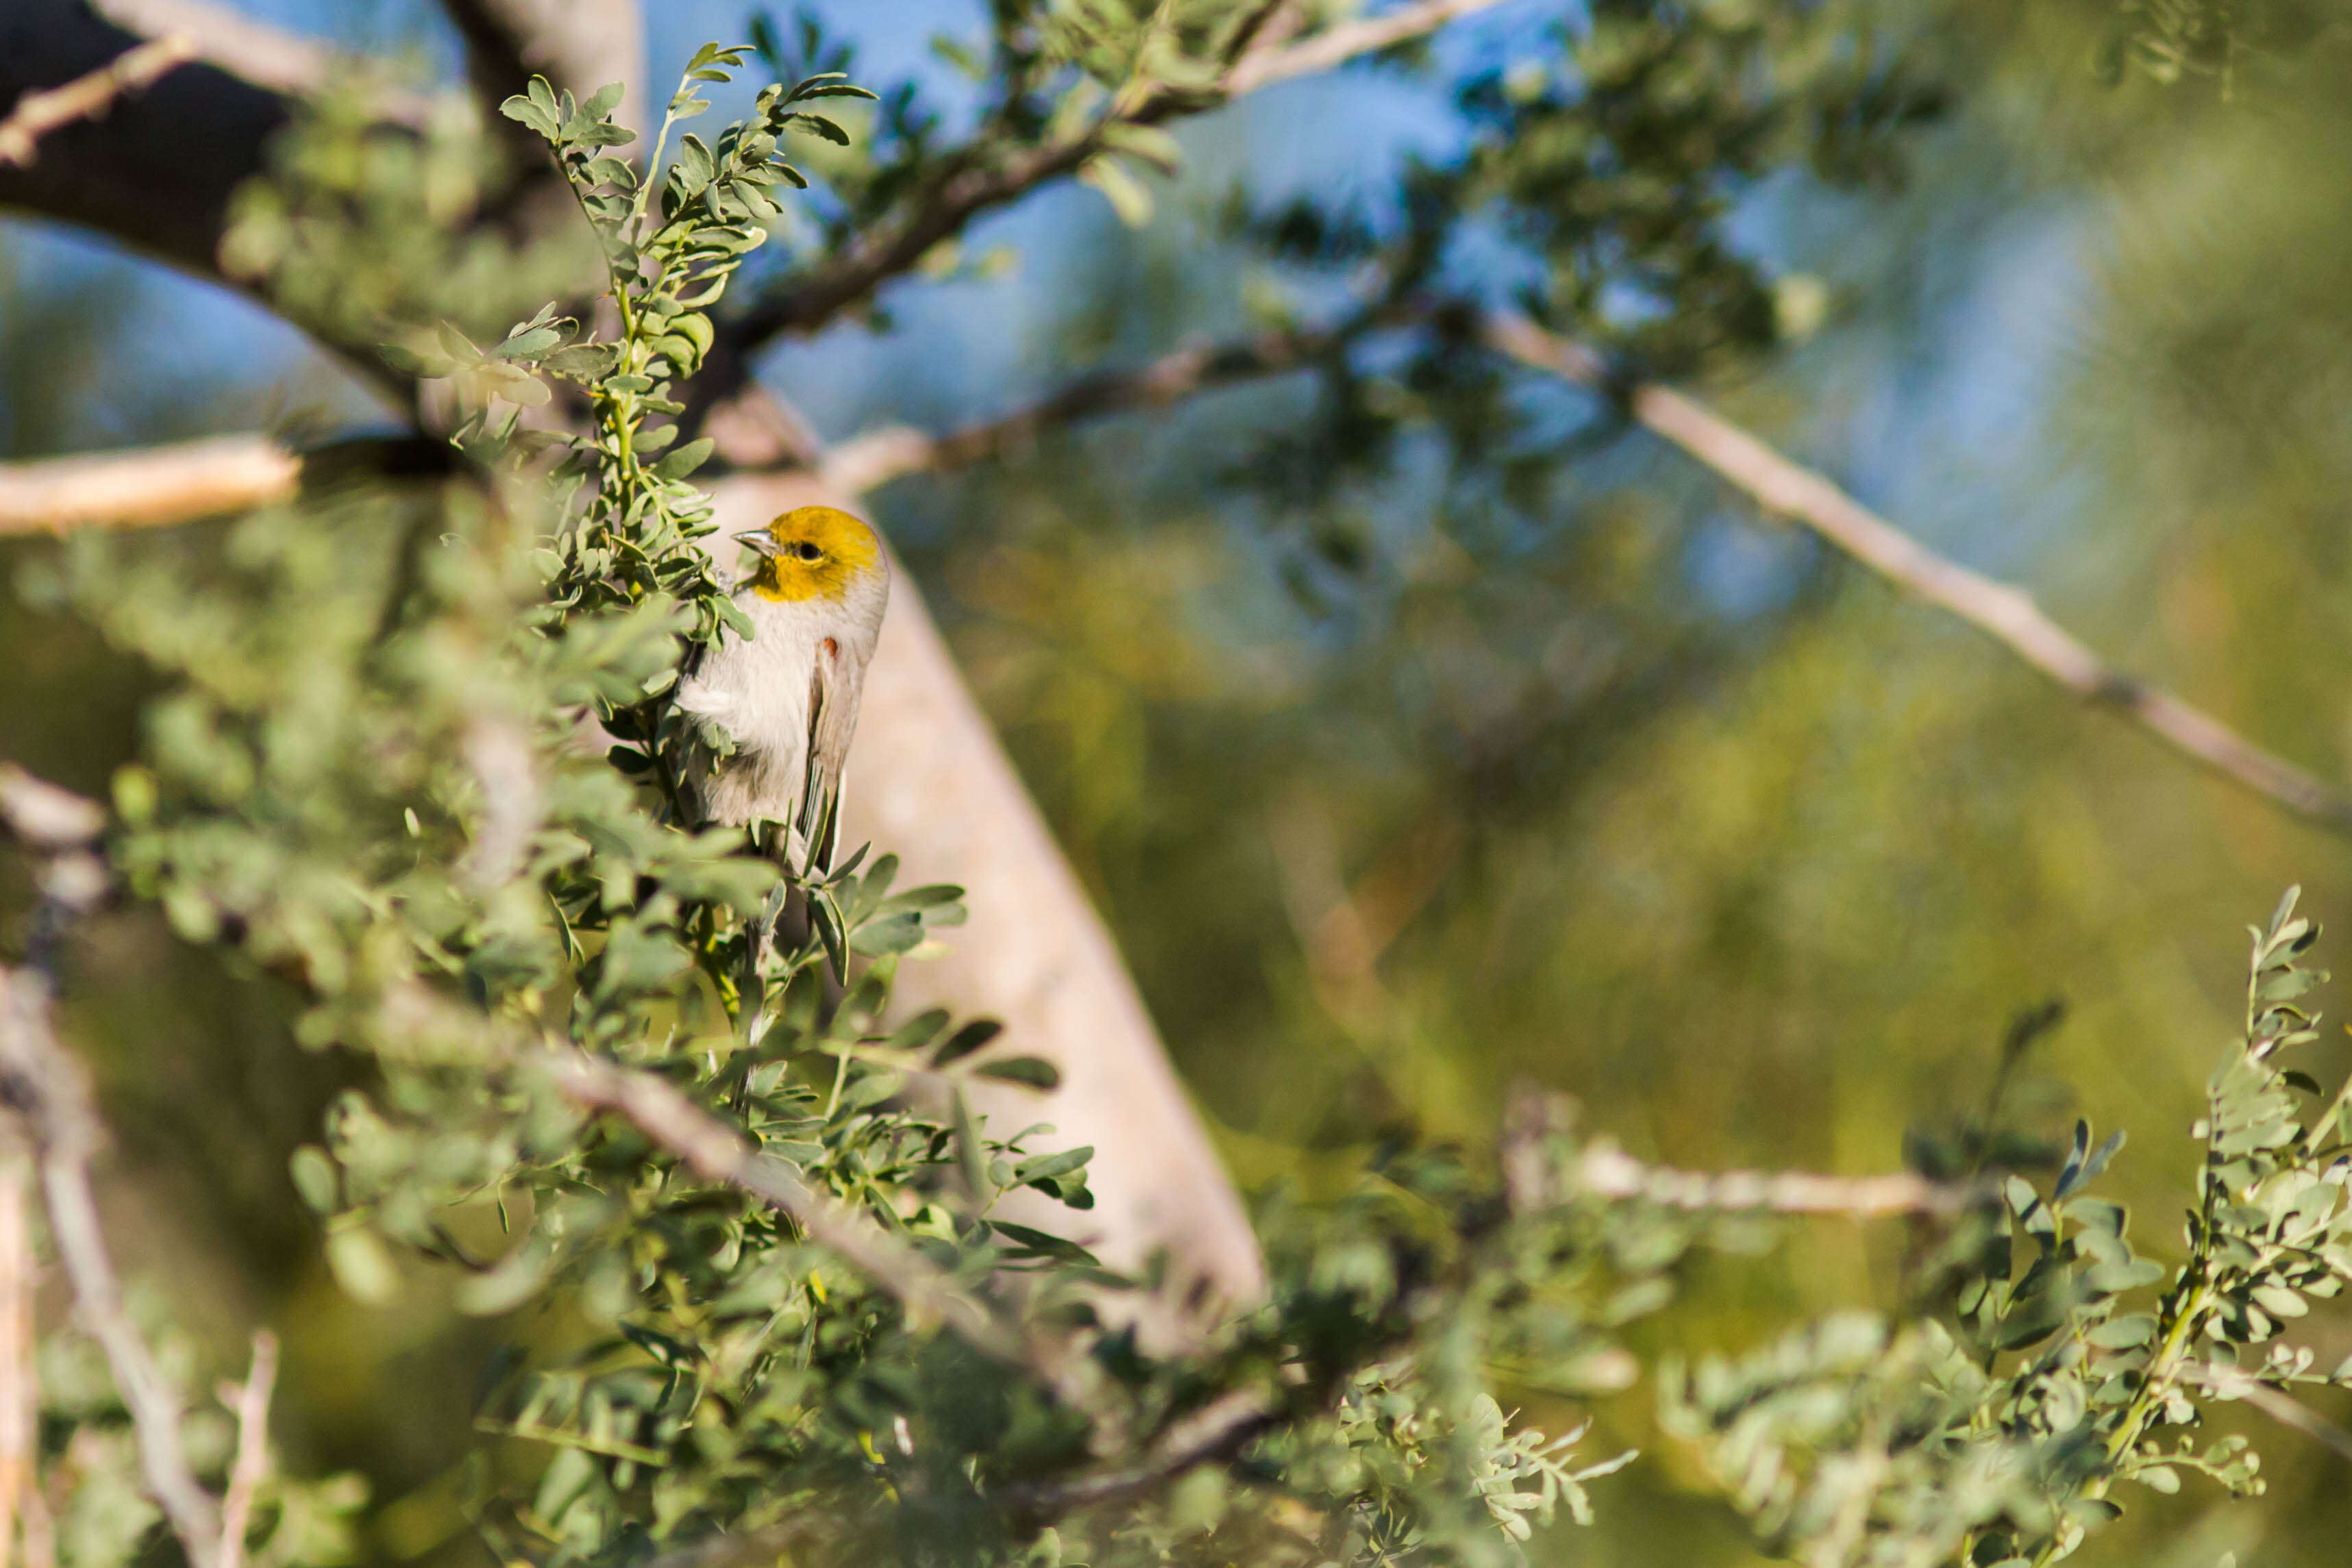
[736,506,884,603]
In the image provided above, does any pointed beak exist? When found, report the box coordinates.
[734,528,782,558]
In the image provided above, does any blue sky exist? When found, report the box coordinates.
[0,1,2094,597]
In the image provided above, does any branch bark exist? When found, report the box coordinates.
[1568,1142,1986,1217]
[0,32,193,168]
[214,1332,277,1568]
[548,1050,1109,1414]
[1480,312,2352,838]
[821,319,1354,496]
[0,1159,31,1568]
[437,0,644,129]
[0,436,299,535]
[0,1,295,284]
[0,967,221,1568]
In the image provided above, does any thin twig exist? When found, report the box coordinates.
[0,437,300,536]
[2175,1362,2352,1468]
[1481,312,2352,839]
[214,1332,277,1568]
[0,1158,32,1568]
[0,971,221,1568]
[821,319,1357,494]
[1572,1141,1985,1217]
[547,1053,1106,1418]
[0,35,196,169]
[1226,0,1521,92]
[991,1388,1276,1520]
[721,0,1512,367]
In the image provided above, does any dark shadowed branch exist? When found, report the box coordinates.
[712,0,1518,388]
[821,318,1363,495]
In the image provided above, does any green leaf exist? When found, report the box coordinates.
[785,112,852,145]
[932,1019,1002,1067]
[2086,1314,2156,1348]
[986,1220,1098,1263]
[652,437,716,481]
[500,94,559,138]
[976,1056,1061,1091]
[289,1145,338,1213]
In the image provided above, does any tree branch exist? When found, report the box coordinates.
[436,0,645,134]
[0,436,300,536]
[1481,312,2352,840]
[0,1157,32,1568]
[713,0,1516,383]
[214,1332,277,1568]
[1568,1142,1986,1217]
[85,1,345,101]
[547,1051,1108,1417]
[0,32,193,168]
[821,319,1354,495]
[2175,1362,2352,1469]
[991,1388,1277,1521]
[0,969,221,1568]
[1225,0,1521,93]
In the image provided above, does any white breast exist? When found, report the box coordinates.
[675,595,827,827]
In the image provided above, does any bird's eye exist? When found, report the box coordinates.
[791,541,825,562]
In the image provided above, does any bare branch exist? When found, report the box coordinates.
[2175,1362,2352,1469]
[437,0,645,134]
[1571,1141,1984,1217]
[87,0,343,102]
[0,1158,32,1568]
[0,969,220,1568]
[0,769,105,854]
[1226,0,1522,93]
[1482,312,2352,840]
[0,436,301,537]
[821,320,1351,494]
[214,1332,278,1568]
[547,1051,1108,1417]
[993,1388,1277,1520]
[0,33,194,169]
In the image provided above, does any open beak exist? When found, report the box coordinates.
[733,528,782,558]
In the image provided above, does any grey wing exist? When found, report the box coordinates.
[795,638,863,873]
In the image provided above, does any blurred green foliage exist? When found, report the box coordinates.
[12,0,2352,1565]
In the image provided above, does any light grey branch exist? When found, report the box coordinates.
[821,321,1352,495]
[0,436,301,536]
[1226,0,1522,93]
[1571,1141,1985,1217]
[2175,1362,2352,1469]
[1481,312,2352,840]
[0,1158,32,1568]
[0,32,194,168]
[88,0,341,101]
[214,1332,278,1568]
[0,969,221,1568]
[548,1051,1109,1418]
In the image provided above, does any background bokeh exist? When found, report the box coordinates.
[8,1,2352,1562]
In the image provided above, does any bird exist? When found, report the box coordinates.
[674,504,891,873]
